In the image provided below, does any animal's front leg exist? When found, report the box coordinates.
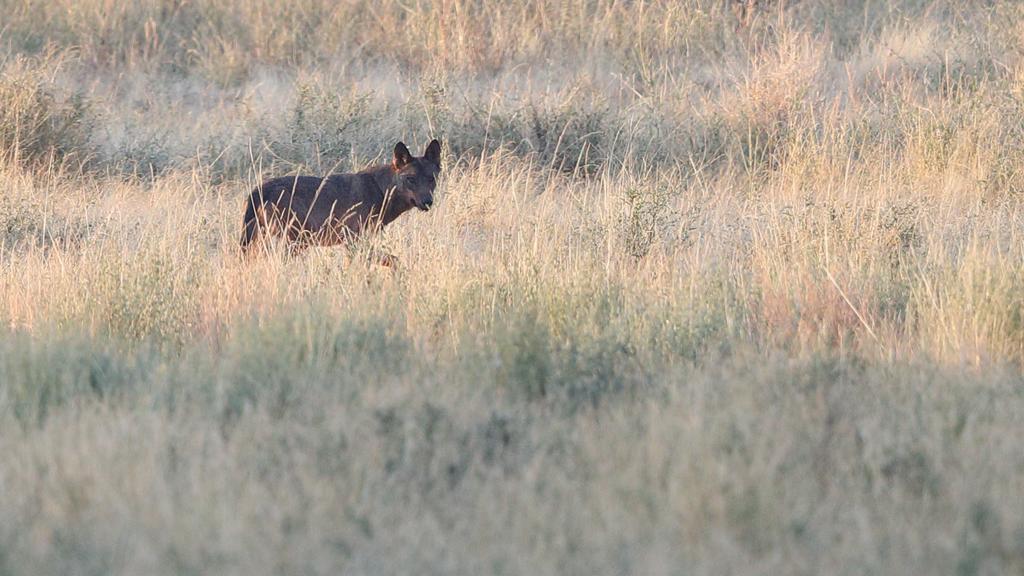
[344,241,398,268]
[285,242,308,258]
[366,235,398,268]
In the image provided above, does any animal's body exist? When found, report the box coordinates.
[240,140,441,255]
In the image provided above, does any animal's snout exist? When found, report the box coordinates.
[420,195,434,211]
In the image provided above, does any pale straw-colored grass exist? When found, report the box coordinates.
[2,1,1024,574]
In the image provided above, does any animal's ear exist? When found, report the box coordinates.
[393,142,413,169]
[424,139,442,168]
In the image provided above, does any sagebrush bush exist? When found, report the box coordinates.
[276,81,379,172]
[0,53,94,168]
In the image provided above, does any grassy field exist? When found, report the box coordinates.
[2,0,1024,573]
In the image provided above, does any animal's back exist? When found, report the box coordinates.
[253,175,332,202]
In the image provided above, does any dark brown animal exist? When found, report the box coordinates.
[240,140,441,258]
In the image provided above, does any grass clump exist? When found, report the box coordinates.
[0,53,94,169]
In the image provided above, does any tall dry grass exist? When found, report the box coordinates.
[2,1,1024,574]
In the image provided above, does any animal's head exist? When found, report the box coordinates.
[392,140,441,212]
